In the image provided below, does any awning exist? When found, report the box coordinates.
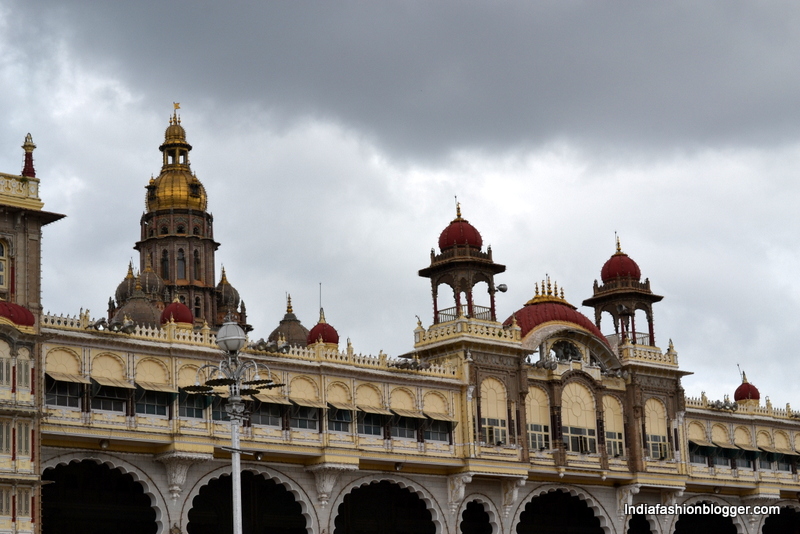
[775,448,796,456]
[735,443,760,452]
[688,439,715,448]
[46,371,90,384]
[254,394,292,405]
[91,377,136,389]
[758,445,780,454]
[136,381,178,393]
[356,404,392,416]
[391,408,425,419]
[712,441,739,450]
[423,411,458,422]
[290,398,327,409]
[328,402,355,411]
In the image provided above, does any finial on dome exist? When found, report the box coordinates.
[456,202,462,220]
[318,307,327,324]
[134,274,142,292]
[615,232,622,254]
[286,294,293,314]
[126,261,134,279]
[741,371,749,384]
[534,282,539,296]
[21,133,36,178]
[220,267,228,284]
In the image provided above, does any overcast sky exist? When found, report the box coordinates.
[1,1,799,404]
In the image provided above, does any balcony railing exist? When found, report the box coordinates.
[605,332,652,347]
[437,305,492,323]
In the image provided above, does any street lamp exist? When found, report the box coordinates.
[184,318,282,534]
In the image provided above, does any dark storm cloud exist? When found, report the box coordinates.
[12,1,800,160]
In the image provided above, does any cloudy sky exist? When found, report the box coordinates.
[1,1,799,404]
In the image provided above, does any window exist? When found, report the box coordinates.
[91,386,127,412]
[481,417,507,446]
[710,448,729,467]
[562,426,597,454]
[17,422,29,456]
[606,431,624,457]
[391,416,417,439]
[425,420,450,442]
[193,251,201,280]
[177,249,186,279]
[737,455,753,469]
[357,412,383,436]
[0,242,7,289]
[290,406,318,430]
[45,377,80,408]
[777,454,793,472]
[193,226,200,236]
[328,408,351,432]
[528,423,551,451]
[17,359,29,388]
[0,358,10,386]
[161,250,170,279]
[251,403,282,427]
[136,390,170,416]
[194,296,202,319]
[212,397,229,421]
[647,434,670,460]
[0,422,10,453]
[160,226,168,235]
[689,443,707,464]
[177,225,185,234]
[179,394,206,419]
[0,488,9,516]
[17,488,29,517]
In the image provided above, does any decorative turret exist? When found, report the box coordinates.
[307,308,339,346]
[734,372,760,407]
[268,295,309,347]
[419,203,506,324]
[582,237,663,346]
[21,134,36,178]
[111,275,160,328]
[161,298,194,327]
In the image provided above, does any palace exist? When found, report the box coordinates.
[0,114,797,534]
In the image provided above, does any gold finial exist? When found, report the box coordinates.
[318,308,327,324]
[144,255,153,272]
[553,281,559,296]
[173,102,181,110]
[534,282,539,296]
[546,277,552,296]
[560,287,565,299]
[125,261,134,279]
[615,233,623,254]
[286,294,293,314]
[741,371,748,384]
[22,133,36,153]
[456,202,462,219]
[134,273,142,291]
[220,267,228,284]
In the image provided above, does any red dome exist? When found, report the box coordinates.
[0,301,34,327]
[505,301,609,347]
[601,252,641,283]
[734,381,760,402]
[160,301,194,325]
[307,322,339,345]
[439,220,482,250]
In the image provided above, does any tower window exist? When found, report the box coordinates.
[177,225,185,234]
[149,229,154,237]
[193,226,200,236]
[194,296,201,319]
[0,242,7,289]
[161,250,169,279]
[177,249,186,279]
[193,250,201,280]
[160,226,168,235]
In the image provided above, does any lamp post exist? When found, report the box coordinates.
[185,318,280,534]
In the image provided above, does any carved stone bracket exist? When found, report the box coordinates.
[305,463,358,508]
[501,477,526,517]
[447,473,473,515]
[155,451,213,502]
[616,483,641,519]
[660,488,684,507]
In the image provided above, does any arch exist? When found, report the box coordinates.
[687,421,707,441]
[669,495,745,534]
[0,240,7,289]
[177,249,186,280]
[527,387,549,425]
[711,424,729,443]
[603,395,625,457]
[457,494,500,534]
[480,378,507,419]
[423,391,448,414]
[328,474,445,534]
[627,513,656,534]
[733,426,751,446]
[390,387,416,410]
[289,376,319,400]
[42,451,169,533]
[136,358,170,384]
[511,484,613,534]
[0,339,10,359]
[775,430,791,450]
[17,347,29,359]
[91,353,127,380]
[757,430,773,448]
[46,348,82,375]
[356,383,383,407]
[177,365,200,388]
[561,382,595,429]
[193,251,201,281]
[759,501,800,534]
[327,382,352,403]
[182,463,316,534]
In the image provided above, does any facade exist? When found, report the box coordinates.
[0,115,794,533]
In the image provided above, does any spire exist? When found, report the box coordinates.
[220,267,228,285]
[287,294,293,314]
[741,371,749,384]
[318,307,327,324]
[21,133,36,178]
[126,261,134,279]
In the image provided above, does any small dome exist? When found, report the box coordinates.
[438,204,482,251]
[164,122,186,143]
[268,295,309,347]
[0,301,35,327]
[140,259,164,298]
[147,170,207,212]
[307,308,339,345]
[114,263,136,304]
[112,283,160,328]
[600,239,641,283]
[161,299,194,325]
[734,372,760,402]
[216,268,240,309]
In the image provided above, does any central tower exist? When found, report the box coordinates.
[134,111,220,325]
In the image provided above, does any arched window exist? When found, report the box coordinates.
[527,387,550,451]
[561,382,596,453]
[603,396,625,457]
[193,226,200,236]
[193,250,201,280]
[0,242,7,289]
[194,297,201,319]
[177,249,186,280]
[177,225,185,234]
[645,398,669,460]
[160,226,168,235]
[179,295,186,304]
[480,378,507,446]
[161,250,169,279]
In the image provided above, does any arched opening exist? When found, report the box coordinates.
[42,460,157,534]
[177,249,186,280]
[763,506,800,534]
[673,502,736,534]
[161,250,169,279]
[333,480,434,534]
[193,250,201,280]
[187,471,306,534]
[627,514,652,534]
[516,489,602,534]
[461,500,492,534]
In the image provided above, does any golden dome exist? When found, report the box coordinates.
[146,112,208,212]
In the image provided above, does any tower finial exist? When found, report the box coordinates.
[287,293,293,314]
[318,307,327,324]
[615,232,622,254]
[21,133,36,178]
